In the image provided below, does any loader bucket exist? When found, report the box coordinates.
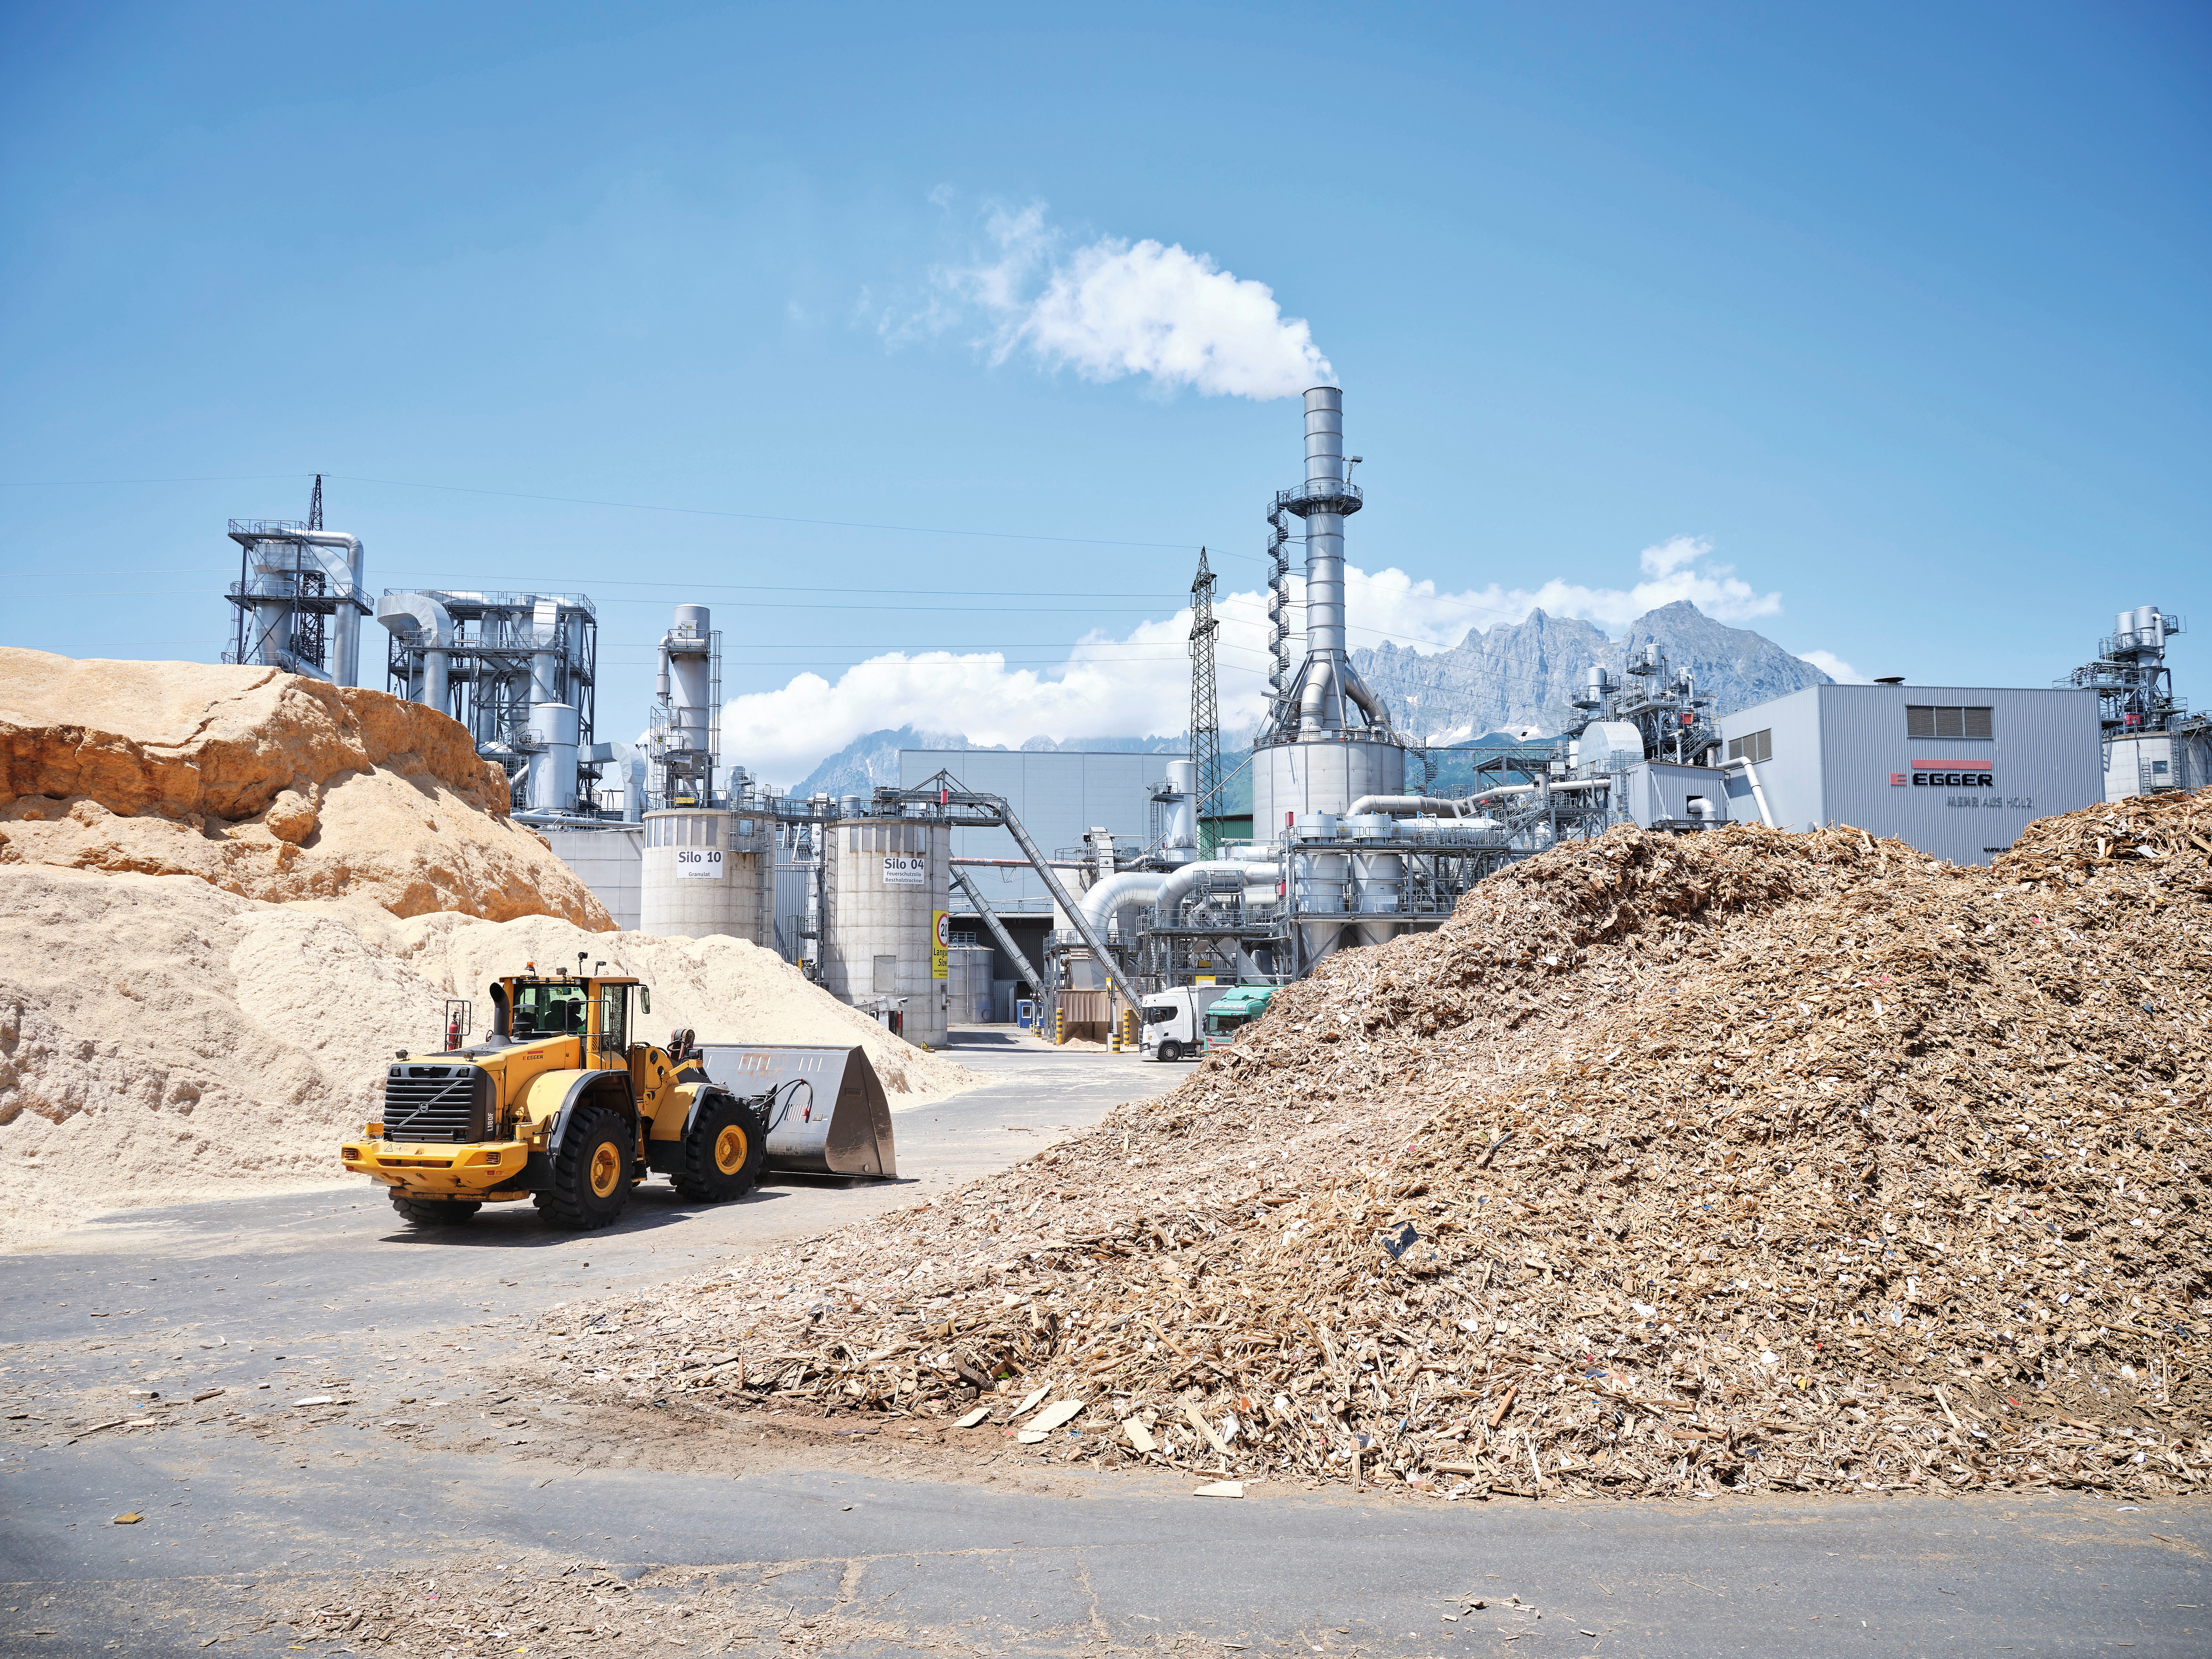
[697,1043,897,1178]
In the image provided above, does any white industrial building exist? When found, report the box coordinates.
[1703,683,2104,865]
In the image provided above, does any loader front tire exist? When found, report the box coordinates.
[533,1103,633,1231]
[389,1194,481,1227]
[671,1092,765,1204]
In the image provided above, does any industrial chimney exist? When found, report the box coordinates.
[1251,387,1405,828]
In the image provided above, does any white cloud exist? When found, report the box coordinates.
[1638,535,1705,579]
[726,538,1786,785]
[911,203,1332,400]
[1320,538,1782,645]
[1798,649,1868,684]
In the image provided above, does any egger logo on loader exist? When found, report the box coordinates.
[339,955,768,1231]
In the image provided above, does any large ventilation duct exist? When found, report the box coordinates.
[284,531,365,685]
[1153,858,1281,917]
[1075,870,1167,935]
[376,592,455,710]
[1345,793,1486,818]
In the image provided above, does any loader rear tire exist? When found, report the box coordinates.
[388,1194,481,1227]
[671,1092,766,1203]
[532,1103,632,1231]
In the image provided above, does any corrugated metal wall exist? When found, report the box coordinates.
[1718,684,2102,864]
[899,748,1183,910]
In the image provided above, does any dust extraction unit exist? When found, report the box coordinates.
[376,588,611,819]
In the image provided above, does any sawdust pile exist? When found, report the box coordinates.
[0,649,610,927]
[546,792,2212,1502]
[0,867,973,1243]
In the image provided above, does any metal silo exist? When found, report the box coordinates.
[638,808,766,943]
[822,813,950,1048]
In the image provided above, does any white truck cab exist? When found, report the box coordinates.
[1137,986,1214,1062]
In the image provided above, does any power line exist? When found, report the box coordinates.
[0,469,1196,550]
[328,474,1198,551]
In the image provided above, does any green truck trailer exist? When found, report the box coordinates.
[1201,985,1278,1051]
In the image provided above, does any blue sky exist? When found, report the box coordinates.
[3,1,2206,783]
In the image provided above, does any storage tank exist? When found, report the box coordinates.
[946,943,996,1024]
[1346,814,1403,948]
[638,809,765,942]
[1252,740,1406,830]
[822,815,950,1048]
[1291,817,1351,965]
[528,702,580,814]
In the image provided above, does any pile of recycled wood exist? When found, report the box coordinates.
[544,791,2212,1500]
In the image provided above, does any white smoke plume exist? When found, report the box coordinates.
[724,539,1787,785]
[921,204,1332,400]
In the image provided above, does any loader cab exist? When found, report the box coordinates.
[492,969,649,1068]
[510,979,589,1039]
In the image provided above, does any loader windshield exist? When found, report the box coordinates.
[512,980,588,1038]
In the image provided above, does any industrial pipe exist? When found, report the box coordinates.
[1338,664,1392,732]
[1721,757,1776,828]
[1153,859,1281,917]
[1346,793,1482,819]
[1076,871,1167,933]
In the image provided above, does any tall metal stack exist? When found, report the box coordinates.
[1251,388,1406,830]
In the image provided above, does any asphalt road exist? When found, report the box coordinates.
[4,1034,2206,1657]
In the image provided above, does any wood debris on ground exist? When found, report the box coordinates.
[539,791,2212,1501]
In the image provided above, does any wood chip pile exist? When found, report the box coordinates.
[543,792,2212,1501]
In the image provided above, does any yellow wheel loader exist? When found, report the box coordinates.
[339,957,769,1231]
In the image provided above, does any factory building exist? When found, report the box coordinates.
[232,450,2202,1043]
[1704,684,2103,865]
[907,746,1183,1019]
